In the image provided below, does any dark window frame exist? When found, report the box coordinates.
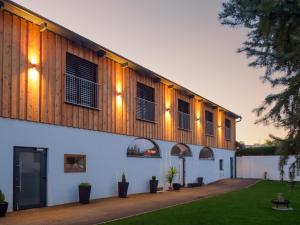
[199,147,215,160]
[205,110,214,136]
[136,82,156,123]
[225,118,232,141]
[65,53,99,110]
[127,138,161,158]
[64,154,86,173]
[219,159,224,171]
[178,99,191,131]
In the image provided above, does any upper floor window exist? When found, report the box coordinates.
[205,110,214,136]
[178,99,190,130]
[65,53,98,109]
[127,138,160,158]
[136,82,155,122]
[225,119,232,140]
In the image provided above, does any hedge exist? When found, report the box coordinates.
[236,146,278,156]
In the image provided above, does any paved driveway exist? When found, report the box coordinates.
[0,179,258,225]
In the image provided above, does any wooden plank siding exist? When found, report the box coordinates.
[0,11,236,150]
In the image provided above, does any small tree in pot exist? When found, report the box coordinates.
[78,183,91,204]
[118,173,129,198]
[149,176,159,193]
[0,190,8,217]
[166,166,177,190]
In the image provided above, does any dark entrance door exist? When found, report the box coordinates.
[13,147,47,211]
[230,157,234,179]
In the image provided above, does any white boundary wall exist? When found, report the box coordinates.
[0,118,235,212]
[237,156,300,181]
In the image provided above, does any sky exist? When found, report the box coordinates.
[14,0,286,145]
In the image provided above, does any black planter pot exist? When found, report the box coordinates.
[79,186,91,204]
[197,177,203,185]
[0,202,8,217]
[149,180,159,193]
[118,182,129,198]
[172,183,181,191]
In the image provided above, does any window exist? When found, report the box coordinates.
[65,53,98,109]
[225,119,231,140]
[178,99,190,130]
[171,143,192,157]
[219,159,223,171]
[127,138,160,158]
[136,82,155,122]
[199,147,214,160]
[205,110,214,136]
[64,154,86,173]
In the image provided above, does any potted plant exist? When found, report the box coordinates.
[118,173,129,198]
[166,166,177,190]
[150,176,159,193]
[0,190,8,217]
[78,183,91,204]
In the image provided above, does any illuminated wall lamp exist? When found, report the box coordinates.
[196,117,201,122]
[116,92,122,96]
[166,108,170,112]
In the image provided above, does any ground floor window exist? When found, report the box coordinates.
[127,138,160,158]
[219,159,224,171]
[64,154,86,172]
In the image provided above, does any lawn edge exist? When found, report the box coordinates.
[96,179,261,225]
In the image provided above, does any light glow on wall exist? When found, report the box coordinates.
[217,109,224,147]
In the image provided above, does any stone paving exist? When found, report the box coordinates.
[0,179,258,225]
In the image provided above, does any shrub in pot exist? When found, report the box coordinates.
[118,173,129,198]
[150,176,159,194]
[166,166,177,190]
[172,183,181,191]
[78,183,91,204]
[0,190,8,217]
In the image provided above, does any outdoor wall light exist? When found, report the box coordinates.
[196,117,201,122]
[116,92,122,96]
[28,56,39,82]
[166,108,170,112]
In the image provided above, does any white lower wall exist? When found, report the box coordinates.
[237,156,300,181]
[0,118,235,212]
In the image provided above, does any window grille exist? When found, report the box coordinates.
[65,53,99,109]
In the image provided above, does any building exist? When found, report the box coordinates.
[0,0,241,212]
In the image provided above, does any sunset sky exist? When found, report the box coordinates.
[14,0,286,144]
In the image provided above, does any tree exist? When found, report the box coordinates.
[219,0,300,177]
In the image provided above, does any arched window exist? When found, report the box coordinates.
[171,143,192,157]
[199,147,214,160]
[127,138,160,158]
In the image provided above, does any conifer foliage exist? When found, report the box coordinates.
[219,0,300,175]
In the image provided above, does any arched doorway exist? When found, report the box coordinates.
[170,143,192,186]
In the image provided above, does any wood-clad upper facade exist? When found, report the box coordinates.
[0,1,240,150]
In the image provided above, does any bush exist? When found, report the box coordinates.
[236,146,278,156]
[166,166,177,184]
[0,190,5,203]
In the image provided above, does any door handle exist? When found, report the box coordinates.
[19,160,22,192]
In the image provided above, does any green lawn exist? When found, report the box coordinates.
[104,181,300,225]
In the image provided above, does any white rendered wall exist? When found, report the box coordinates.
[0,118,235,212]
[237,156,300,181]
